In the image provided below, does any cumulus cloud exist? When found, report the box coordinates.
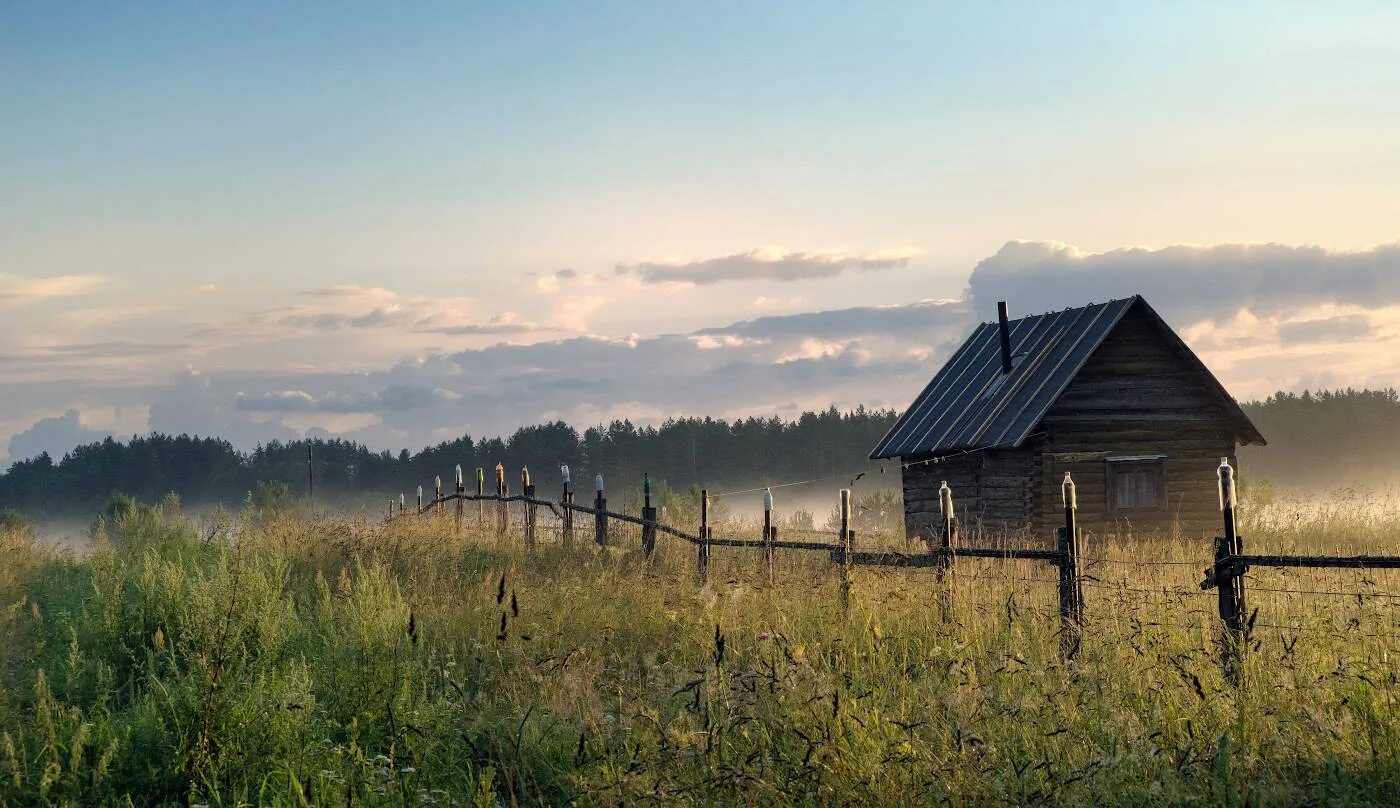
[147,370,299,448]
[6,410,110,461]
[551,295,606,331]
[11,239,1400,463]
[110,298,962,455]
[967,240,1400,326]
[616,246,917,286]
[0,274,103,304]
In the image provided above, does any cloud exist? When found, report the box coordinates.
[776,338,854,364]
[1276,314,1376,345]
[967,240,1400,326]
[533,268,605,294]
[43,342,189,359]
[753,295,805,311]
[6,410,110,461]
[533,269,576,293]
[278,307,418,330]
[551,295,606,331]
[616,246,917,286]
[697,299,967,342]
[298,285,398,300]
[275,291,541,338]
[0,342,191,369]
[236,384,461,414]
[0,274,103,304]
[13,239,1400,463]
[147,370,299,448]
[416,316,549,336]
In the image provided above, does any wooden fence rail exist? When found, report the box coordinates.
[388,458,1400,678]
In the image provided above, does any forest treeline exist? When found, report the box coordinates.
[1237,388,1400,489]
[0,406,898,517]
[2,390,1398,518]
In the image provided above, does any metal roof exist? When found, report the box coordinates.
[869,295,1264,459]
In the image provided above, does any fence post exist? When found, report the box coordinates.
[762,488,775,586]
[434,476,443,517]
[697,489,710,582]
[416,485,423,514]
[935,481,956,613]
[561,465,574,547]
[494,463,507,537]
[1057,473,1084,658]
[641,473,658,559]
[454,465,465,535]
[523,466,537,550]
[594,474,608,546]
[476,467,485,529]
[839,489,853,610]
[388,498,394,520]
[1216,457,1247,684]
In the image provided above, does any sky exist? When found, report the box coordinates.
[3,2,1400,462]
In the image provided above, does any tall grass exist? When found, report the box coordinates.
[1,492,1398,805]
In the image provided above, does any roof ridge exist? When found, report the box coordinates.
[869,295,1263,460]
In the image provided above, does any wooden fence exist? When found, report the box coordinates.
[387,459,1400,681]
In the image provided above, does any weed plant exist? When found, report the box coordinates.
[0,492,1398,805]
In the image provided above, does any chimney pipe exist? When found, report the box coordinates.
[996,301,1013,374]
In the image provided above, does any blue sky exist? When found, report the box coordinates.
[3,3,1400,460]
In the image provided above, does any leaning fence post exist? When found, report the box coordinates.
[641,473,658,559]
[697,489,711,582]
[594,474,608,546]
[523,467,537,550]
[560,464,574,547]
[762,488,775,586]
[1057,473,1084,658]
[839,489,853,610]
[1216,457,1247,684]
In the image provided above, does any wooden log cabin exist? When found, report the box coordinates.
[870,295,1265,539]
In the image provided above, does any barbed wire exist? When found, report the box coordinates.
[1082,556,1212,568]
[1240,581,1400,601]
[1082,579,1209,597]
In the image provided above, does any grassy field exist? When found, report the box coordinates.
[2,490,1399,806]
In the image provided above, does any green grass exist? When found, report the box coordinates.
[1,493,1399,806]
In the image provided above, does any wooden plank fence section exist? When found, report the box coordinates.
[390,458,1400,679]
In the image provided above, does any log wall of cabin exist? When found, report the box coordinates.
[901,445,1037,539]
[1035,307,1238,537]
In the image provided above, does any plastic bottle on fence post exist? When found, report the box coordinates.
[1218,457,1236,512]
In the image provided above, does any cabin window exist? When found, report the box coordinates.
[1105,455,1167,512]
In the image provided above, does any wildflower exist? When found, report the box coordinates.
[757,631,772,641]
